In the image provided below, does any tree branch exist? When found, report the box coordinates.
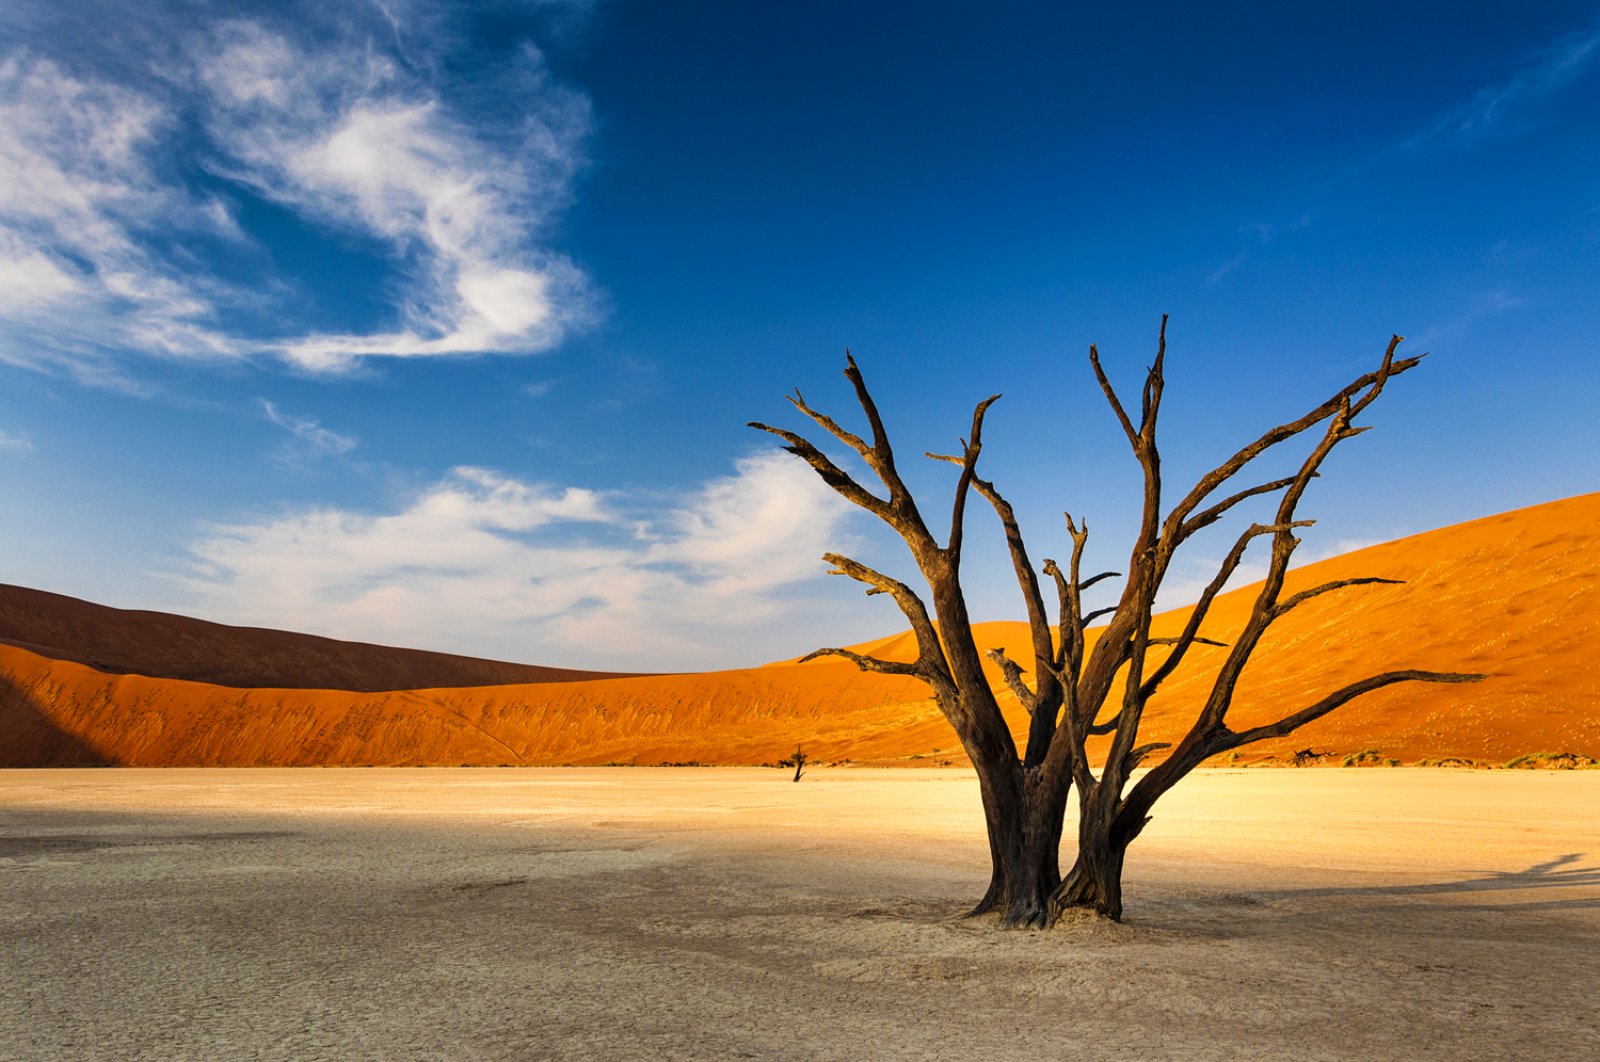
[1089,344,1141,452]
[1126,741,1171,770]
[800,647,924,678]
[1192,388,1385,736]
[987,648,1039,716]
[748,421,893,520]
[1273,577,1403,619]
[1078,571,1121,592]
[1164,342,1423,535]
[1179,474,1303,540]
[754,355,941,555]
[1138,314,1168,440]
[788,389,870,459]
[946,395,1002,558]
[838,353,919,507]
[1222,670,1485,748]
[820,552,955,697]
[1348,336,1404,419]
[1138,519,1290,700]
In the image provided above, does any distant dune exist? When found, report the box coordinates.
[0,583,631,692]
[2,493,1596,768]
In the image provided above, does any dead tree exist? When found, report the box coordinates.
[751,317,1482,926]
[781,747,810,781]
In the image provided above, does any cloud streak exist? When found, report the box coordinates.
[0,55,243,383]
[178,452,858,670]
[0,1,593,379]
[261,400,357,463]
[191,18,593,370]
[1408,20,1600,150]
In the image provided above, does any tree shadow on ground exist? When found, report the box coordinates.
[1245,853,1600,913]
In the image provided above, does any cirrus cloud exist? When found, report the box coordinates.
[0,0,593,380]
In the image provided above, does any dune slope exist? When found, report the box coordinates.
[0,583,630,691]
[1,493,1596,767]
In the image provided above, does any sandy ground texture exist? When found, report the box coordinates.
[2,768,1597,1061]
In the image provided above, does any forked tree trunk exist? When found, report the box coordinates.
[1055,835,1129,922]
[1054,801,1148,921]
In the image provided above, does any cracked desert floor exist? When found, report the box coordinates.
[3,767,1597,1060]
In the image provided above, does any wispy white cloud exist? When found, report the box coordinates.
[1205,252,1248,286]
[1407,289,1527,350]
[0,429,33,452]
[1206,215,1311,285]
[1408,21,1600,150]
[261,400,357,463]
[179,451,858,670]
[0,1,592,380]
[0,55,243,381]
[190,19,592,370]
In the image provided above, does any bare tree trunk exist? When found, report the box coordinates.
[1055,832,1129,921]
[967,766,1069,926]
[1054,784,1150,921]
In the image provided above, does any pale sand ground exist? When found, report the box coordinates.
[2,769,1597,1060]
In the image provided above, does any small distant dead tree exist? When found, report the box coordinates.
[779,747,810,781]
[751,317,1482,926]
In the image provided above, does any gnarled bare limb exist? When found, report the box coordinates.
[1089,344,1140,451]
[1179,474,1304,539]
[1077,570,1121,592]
[1273,577,1403,619]
[800,647,924,678]
[987,647,1039,715]
[1222,669,1485,748]
[1138,520,1292,700]
[748,421,893,520]
[946,395,1002,559]
[1162,339,1422,539]
[1126,741,1171,770]
[788,389,870,458]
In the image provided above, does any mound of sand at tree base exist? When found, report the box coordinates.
[0,582,630,691]
[1,492,1597,768]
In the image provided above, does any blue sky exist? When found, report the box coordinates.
[1,1,1596,670]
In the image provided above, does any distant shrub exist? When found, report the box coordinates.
[1341,749,1398,767]
[1504,751,1599,770]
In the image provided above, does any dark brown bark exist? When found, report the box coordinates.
[752,321,1483,928]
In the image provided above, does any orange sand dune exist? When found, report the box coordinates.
[2,493,1596,767]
